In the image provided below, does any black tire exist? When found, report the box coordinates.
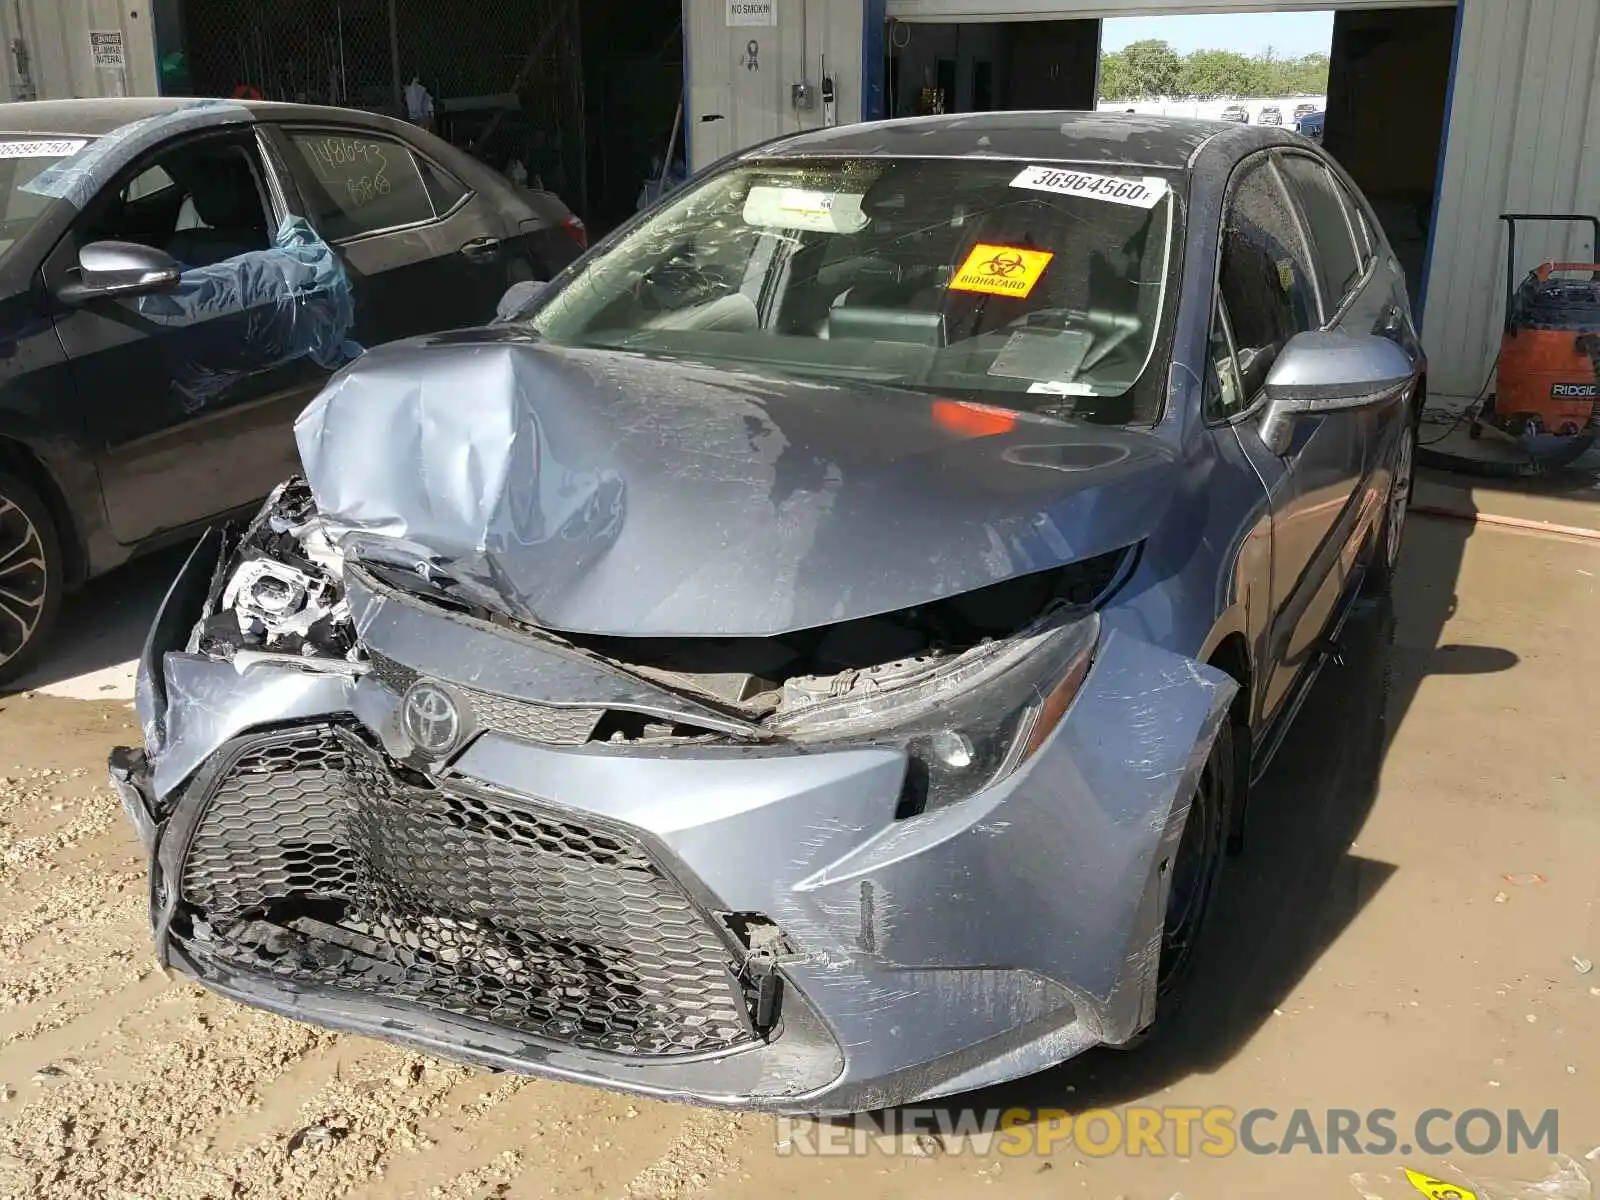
[0,469,63,688]
[1151,718,1236,1019]
[1363,417,1416,597]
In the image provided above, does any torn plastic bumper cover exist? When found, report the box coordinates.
[113,341,1236,1112]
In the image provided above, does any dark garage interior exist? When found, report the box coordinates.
[151,0,683,228]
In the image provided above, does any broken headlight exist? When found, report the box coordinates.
[773,609,1098,815]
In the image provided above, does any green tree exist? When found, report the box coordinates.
[1120,39,1182,97]
[1099,45,1329,102]
[1098,51,1134,100]
[1178,50,1264,98]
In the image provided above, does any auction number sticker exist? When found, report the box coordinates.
[949,243,1055,299]
[0,139,87,160]
[1010,165,1168,209]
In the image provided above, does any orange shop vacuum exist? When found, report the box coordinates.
[1468,213,1600,470]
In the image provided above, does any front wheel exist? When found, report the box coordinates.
[1151,718,1236,1018]
[0,470,63,687]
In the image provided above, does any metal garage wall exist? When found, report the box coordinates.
[888,0,1447,20]
[1423,0,1600,399]
[686,0,866,171]
[0,0,159,100]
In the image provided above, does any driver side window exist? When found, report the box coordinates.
[81,134,274,269]
[1217,157,1319,400]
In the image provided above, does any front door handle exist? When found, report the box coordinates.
[460,237,502,263]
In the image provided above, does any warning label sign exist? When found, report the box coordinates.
[948,243,1054,299]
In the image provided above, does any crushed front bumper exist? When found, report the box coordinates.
[117,540,1235,1114]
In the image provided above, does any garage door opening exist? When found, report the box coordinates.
[1323,7,1457,308]
[882,5,1458,309]
[1094,5,1457,305]
[886,19,1102,116]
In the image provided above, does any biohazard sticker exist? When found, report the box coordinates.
[1009,165,1169,209]
[949,243,1054,299]
[0,139,87,160]
[1403,1168,1479,1200]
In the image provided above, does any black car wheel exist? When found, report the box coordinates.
[0,471,62,686]
[1153,718,1235,1013]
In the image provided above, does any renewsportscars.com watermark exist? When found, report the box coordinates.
[776,1106,1561,1158]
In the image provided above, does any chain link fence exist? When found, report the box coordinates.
[167,0,586,205]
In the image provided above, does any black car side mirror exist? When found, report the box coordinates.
[494,280,547,323]
[58,240,182,305]
[1259,331,1417,455]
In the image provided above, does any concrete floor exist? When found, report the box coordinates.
[0,507,1595,1199]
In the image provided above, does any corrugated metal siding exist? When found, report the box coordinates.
[686,0,864,171]
[0,1,159,101]
[1424,0,1600,397]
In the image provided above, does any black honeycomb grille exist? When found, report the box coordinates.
[367,651,604,746]
[177,727,753,1056]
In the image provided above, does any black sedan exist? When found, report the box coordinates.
[0,97,585,680]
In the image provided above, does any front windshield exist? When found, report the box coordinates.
[528,156,1180,425]
[0,137,89,262]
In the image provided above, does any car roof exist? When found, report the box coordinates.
[0,96,404,138]
[747,111,1236,170]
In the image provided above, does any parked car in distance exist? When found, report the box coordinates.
[1297,110,1326,143]
[1258,105,1283,126]
[1293,102,1319,122]
[118,111,1425,1114]
[0,98,585,681]
[1221,104,1250,123]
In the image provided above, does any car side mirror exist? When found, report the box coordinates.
[1258,331,1416,455]
[494,280,547,323]
[58,240,182,305]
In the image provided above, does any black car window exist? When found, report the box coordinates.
[80,134,273,269]
[285,129,437,240]
[1336,176,1377,262]
[1206,299,1248,421]
[1276,154,1364,312]
[417,157,468,214]
[1218,157,1319,398]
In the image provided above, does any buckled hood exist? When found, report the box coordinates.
[294,331,1180,638]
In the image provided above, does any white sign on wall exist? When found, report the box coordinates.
[89,30,125,69]
[726,0,777,27]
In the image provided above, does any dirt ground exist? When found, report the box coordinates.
[0,504,1597,1199]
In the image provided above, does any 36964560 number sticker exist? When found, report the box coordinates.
[1009,166,1169,209]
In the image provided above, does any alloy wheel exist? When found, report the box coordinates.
[0,494,49,667]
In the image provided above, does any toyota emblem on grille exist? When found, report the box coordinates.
[401,681,467,757]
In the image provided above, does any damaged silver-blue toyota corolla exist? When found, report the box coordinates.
[111,110,1421,1113]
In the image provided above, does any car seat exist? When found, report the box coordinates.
[165,151,270,268]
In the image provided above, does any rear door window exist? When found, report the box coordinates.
[1218,156,1320,397]
[1276,153,1365,313]
[284,128,439,240]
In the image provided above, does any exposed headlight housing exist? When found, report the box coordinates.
[771,608,1098,815]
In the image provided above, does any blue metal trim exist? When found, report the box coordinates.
[862,0,888,123]
[1418,0,1467,326]
[681,0,694,170]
